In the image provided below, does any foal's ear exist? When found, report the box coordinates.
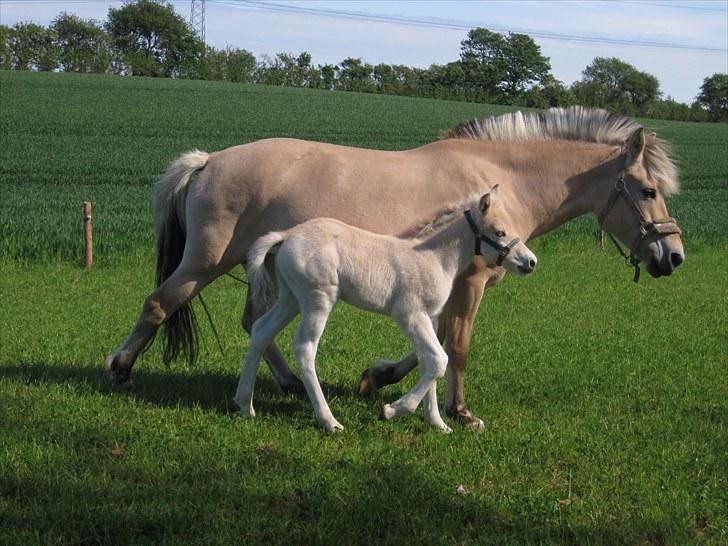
[479,193,491,214]
[480,185,498,213]
[627,128,646,161]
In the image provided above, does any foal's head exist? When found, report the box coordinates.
[470,185,538,276]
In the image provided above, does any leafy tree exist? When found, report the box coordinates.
[318,63,336,90]
[52,13,110,73]
[572,57,660,115]
[0,25,10,69]
[522,75,574,108]
[7,22,58,71]
[106,0,203,77]
[337,57,374,93]
[460,28,550,101]
[697,73,728,122]
[225,47,256,83]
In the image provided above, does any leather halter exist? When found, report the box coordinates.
[597,172,681,282]
[464,209,520,266]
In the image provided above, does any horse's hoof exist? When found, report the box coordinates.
[357,368,378,398]
[467,418,485,433]
[105,355,133,388]
[446,405,486,432]
[379,403,396,421]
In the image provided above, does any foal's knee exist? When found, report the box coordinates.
[432,354,448,379]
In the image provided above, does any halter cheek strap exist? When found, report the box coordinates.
[464,210,520,266]
[598,173,682,282]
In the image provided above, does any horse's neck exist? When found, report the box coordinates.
[413,215,476,279]
[480,142,622,240]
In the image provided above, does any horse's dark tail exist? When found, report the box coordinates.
[152,150,210,365]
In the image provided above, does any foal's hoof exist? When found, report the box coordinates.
[437,423,453,434]
[323,420,344,433]
[379,403,396,421]
[233,398,256,417]
[357,368,378,398]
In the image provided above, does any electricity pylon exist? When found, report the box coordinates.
[190,0,206,44]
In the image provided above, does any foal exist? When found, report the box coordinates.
[234,186,537,432]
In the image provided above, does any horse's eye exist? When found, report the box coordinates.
[642,188,656,199]
[495,230,506,238]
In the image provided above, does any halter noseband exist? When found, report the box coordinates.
[464,209,520,266]
[597,172,681,282]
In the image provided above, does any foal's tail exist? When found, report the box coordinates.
[153,150,210,365]
[247,231,287,308]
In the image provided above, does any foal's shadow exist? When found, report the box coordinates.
[2,362,363,416]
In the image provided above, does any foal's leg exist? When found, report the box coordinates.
[242,294,305,395]
[381,312,448,426]
[293,291,342,432]
[420,318,451,433]
[234,287,299,416]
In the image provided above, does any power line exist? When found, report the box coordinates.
[213,0,726,53]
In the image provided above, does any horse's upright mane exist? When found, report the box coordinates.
[397,194,481,239]
[441,106,679,195]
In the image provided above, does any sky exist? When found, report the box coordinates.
[1,0,726,103]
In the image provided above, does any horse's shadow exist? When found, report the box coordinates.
[2,362,361,417]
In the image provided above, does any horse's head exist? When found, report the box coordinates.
[598,128,685,278]
[472,185,538,276]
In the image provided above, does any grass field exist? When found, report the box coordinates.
[1,71,727,545]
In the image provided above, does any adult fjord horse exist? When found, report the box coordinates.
[106,107,685,428]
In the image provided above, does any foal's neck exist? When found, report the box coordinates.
[414,213,478,278]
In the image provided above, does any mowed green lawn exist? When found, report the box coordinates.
[1,71,727,545]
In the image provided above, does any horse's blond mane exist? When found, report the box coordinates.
[398,194,482,239]
[441,106,679,195]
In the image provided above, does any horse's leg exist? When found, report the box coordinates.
[234,286,299,416]
[242,294,305,395]
[357,353,418,397]
[293,291,342,433]
[381,312,448,426]
[105,263,225,384]
[442,264,504,431]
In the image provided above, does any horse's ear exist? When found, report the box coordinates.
[627,128,646,162]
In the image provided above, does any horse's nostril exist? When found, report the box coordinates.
[529,259,536,269]
[670,252,684,268]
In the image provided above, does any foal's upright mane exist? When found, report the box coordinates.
[441,106,679,195]
[397,194,482,239]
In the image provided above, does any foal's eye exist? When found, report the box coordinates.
[495,230,506,238]
[641,188,657,199]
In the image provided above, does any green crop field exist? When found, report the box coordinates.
[1,71,727,545]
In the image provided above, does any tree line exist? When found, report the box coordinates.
[1,0,726,122]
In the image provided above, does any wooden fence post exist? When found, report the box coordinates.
[83,201,93,269]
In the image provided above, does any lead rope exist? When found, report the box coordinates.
[605,231,641,283]
[194,270,250,360]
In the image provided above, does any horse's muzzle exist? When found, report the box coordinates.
[646,250,684,278]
